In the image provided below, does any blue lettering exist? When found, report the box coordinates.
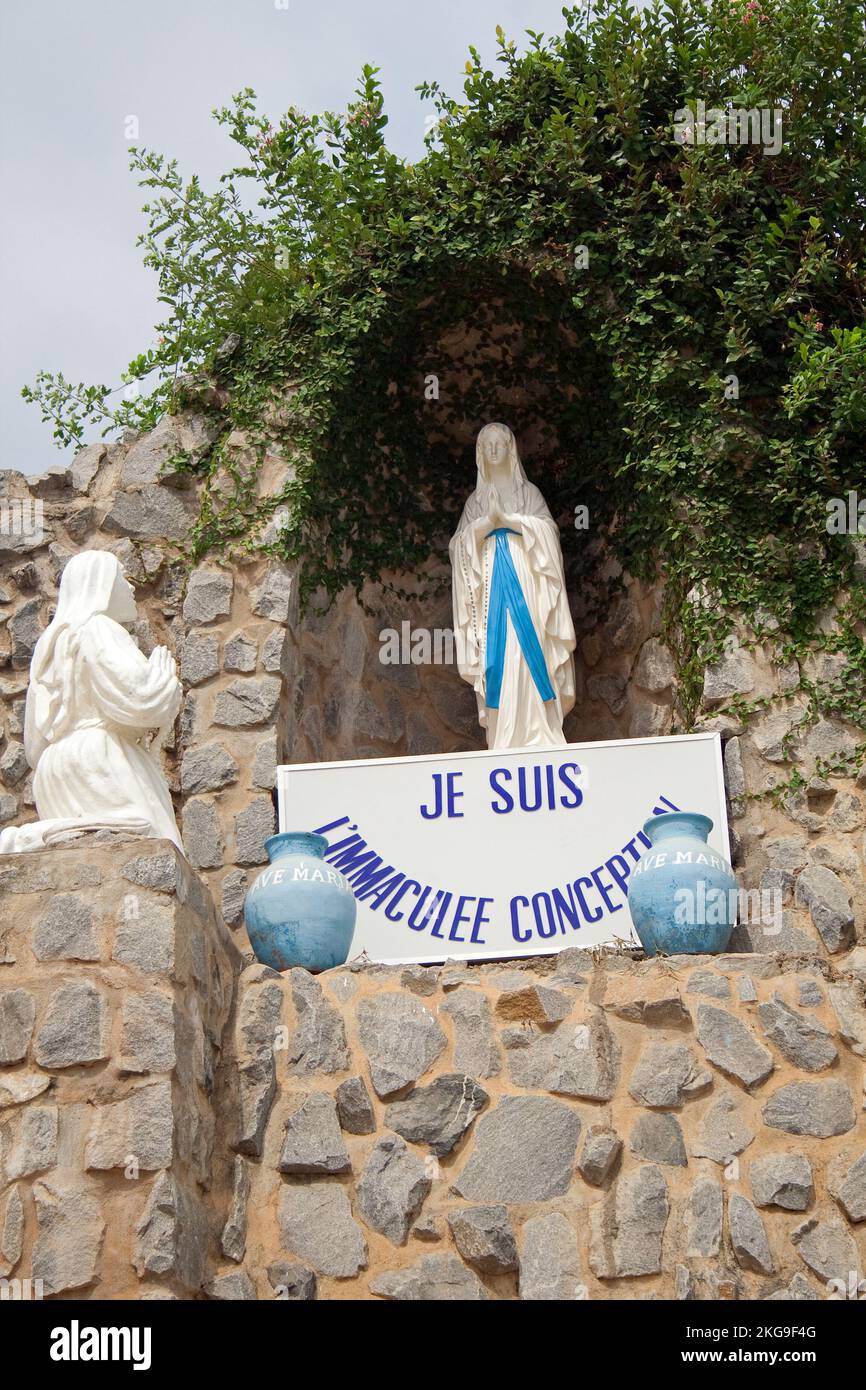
[384,879,420,921]
[360,870,405,909]
[573,876,603,923]
[489,767,514,814]
[591,866,623,915]
[519,766,543,812]
[605,854,631,899]
[532,891,558,939]
[328,837,378,876]
[557,762,583,808]
[510,895,532,942]
[407,886,436,930]
[552,884,580,932]
[420,772,464,819]
[471,897,492,944]
[430,891,452,938]
[448,895,473,943]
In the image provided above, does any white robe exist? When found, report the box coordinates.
[0,615,181,853]
[450,477,576,750]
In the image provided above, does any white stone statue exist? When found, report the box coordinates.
[449,423,576,749]
[0,550,183,853]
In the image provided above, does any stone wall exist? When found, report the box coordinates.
[217,946,866,1301]
[2,840,864,1300]
[0,837,240,1298]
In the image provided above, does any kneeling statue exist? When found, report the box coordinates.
[0,550,183,853]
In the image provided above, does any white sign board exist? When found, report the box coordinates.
[277,733,729,965]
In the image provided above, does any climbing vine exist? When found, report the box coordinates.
[23,0,866,732]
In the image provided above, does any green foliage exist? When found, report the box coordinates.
[24,0,866,731]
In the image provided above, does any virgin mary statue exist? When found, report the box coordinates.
[0,550,183,853]
[449,423,576,750]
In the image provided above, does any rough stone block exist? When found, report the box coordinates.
[234,795,275,866]
[279,1182,367,1278]
[629,1111,688,1166]
[686,1177,723,1257]
[750,1153,814,1211]
[180,633,220,686]
[34,981,108,1069]
[182,568,233,626]
[0,1184,24,1276]
[267,1261,317,1300]
[32,892,100,961]
[791,1216,861,1285]
[762,1080,856,1138]
[103,485,195,541]
[447,1205,518,1274]
[85,1079,174,1171]
[577,1126,622,1186]
[384,1073,488,1156]
[220,868,248,928]
[221,1156,252,1264]
[454,1096,581,1202]
[133,1171,209,1289]
[180,743,239,795]
[288,969,349,1075]
[628,1041,712,1108]
[251,563,293,622]
[795,865,855,953]
[357,1134,431,1244]
[695,1002,774,1089]
[370,1253,487,1301]
[32,1180,104,1295]
[113,899,175,974]
[224,630,258,673]
[278,1093,351,1175]
[441,988,501,1078]
[356,992,446,1097]
[120,991,176,1074]
[494,983,571,1024]
[589,1164,669,1278]
[0,988,36,1063]
[1,1103,58,1182]
[181,797,224,869]
[213,677,281,728]
[334,1075,376,1134]
[519,1212,585,1300]
[730,1193,775,1275]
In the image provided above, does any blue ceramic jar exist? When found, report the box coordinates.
[244,831,357,973]
[627,811,737,956]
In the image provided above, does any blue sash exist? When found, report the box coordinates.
[485,527,556,709]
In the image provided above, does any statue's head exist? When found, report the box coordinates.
[476,422,517,483]
[55,550,137,628]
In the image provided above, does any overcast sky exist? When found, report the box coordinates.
[0,0,576,475]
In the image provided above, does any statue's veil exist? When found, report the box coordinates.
[25,551,128,757]
[452,424,549,537]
